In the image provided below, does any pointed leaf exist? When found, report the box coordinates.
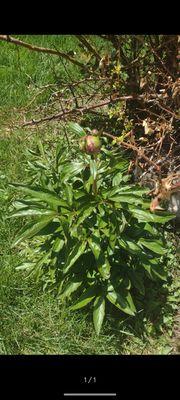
[142,258,167,281]
[106,284,135,316]
[109,194,143,205]
[76,205,95,227]
[69,285,96,310]
[97,254,111,279]
[8,208,56,218]
[67,122,86,137]
[129,271,145,295]
[12,199,46,209]
[129,207,175,223]
[64,184,73,206]
[60,279,83,301]
[15,262,35,271]
[144,223,159,236]
[63,241,86,274]
[52,237,64,253]
[61,162,85,181]
[139,238,166,255]
[10,183,68,207]
[118,237,142,254]
[93,296,105,335]
[126,291,136,313]
[12,215,55,247]
[88,234,101,259]
[112,172,123,186]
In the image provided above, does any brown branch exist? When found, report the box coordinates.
[148,38,176,79]
[154,100,180,118]
[102,131,160,172]
[22,95,139,127]
[37,77,108,92]
[0,35,87,70]
[75,35,101,61]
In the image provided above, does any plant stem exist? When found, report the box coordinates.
[93,154,98,196]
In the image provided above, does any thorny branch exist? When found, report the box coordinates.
[22,94,141,126]
[101,131,161,171]
[0,35,88,70]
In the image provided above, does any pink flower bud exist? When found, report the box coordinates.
[79,135,101,154]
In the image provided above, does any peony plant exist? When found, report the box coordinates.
[9,123,174,334]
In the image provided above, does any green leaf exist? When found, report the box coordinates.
[15,262,35,271]
[37,139,46,157]
[119,211,128,233]
[12,215,55,247]
[142,258,167,281]
[112,172,123,186]
[67,122,86,137]
[88,234,101,259]
[69,285,96,310]
[97,254,111,279]
[84,175,94,193]
[56,143,66,165]
[63,241,87,274]
[12,199,46,209]
[93,296,105,335]
[104,186,148,199]
[109,233,117,250]
[117,186,148,195]
[106,284,135,316]
[60,279,83,301]
[111,159,129,171]
[75,205,95,227]
[61,162,85,181]
[139,238,166,255]
[52,237,64,253]
[33,161,48,170]
[149,262,167,281]
[129,207,175,223]
[129,271,145,295]
[64,184,73,206]
[109,194,143,205]
[144,223,159,236]
[118,237,142,254]
[126,291,136,313]
[8,208,56,218]
[10,183,68,208]
[102,187,122,199]
[90,159,97,180]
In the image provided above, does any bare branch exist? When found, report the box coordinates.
[22,95,139,127]
[102,131,161,172]
[0,35,87,70]
[75,35,101,61]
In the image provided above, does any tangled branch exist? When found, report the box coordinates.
[0,35,88,70]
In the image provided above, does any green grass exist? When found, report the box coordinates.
[0,35,111,109]
[0,35,80,108]
[0,35,179,355]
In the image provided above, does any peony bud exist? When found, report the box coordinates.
[79,135,101,154]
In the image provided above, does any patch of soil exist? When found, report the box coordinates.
[171,309,180,354]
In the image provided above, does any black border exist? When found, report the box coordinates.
[1,2,179,35]
[0,355,179,398]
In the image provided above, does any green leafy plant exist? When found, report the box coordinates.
[9,123,175,335]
